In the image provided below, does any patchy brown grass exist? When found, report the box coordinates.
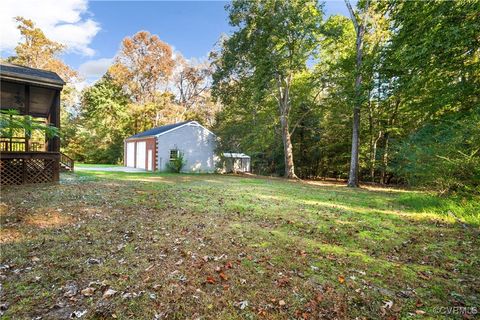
[0,172,478,319]
[24,210,74,229]
[0,228,24,244]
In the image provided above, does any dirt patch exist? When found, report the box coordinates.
[0,228,24,243]
[25,210,73,228]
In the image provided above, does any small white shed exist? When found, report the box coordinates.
[222,152,251,173]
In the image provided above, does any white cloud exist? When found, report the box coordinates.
[73,80,90,92]
[78,57,113,80]
[0,0,100,56]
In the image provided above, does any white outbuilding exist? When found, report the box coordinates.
[221,152,251,173]
[124,121,217,172]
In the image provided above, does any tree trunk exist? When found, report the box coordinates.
[347,31,365,187]
[345,0,368,188]
[280,114,296,179]
[371,137,377,181]
[276,74,297,179]
[381,131,389,184]
[371,131,382,181]
[348,104,361,187]
[368,96,374,181]
[381,99,399,184]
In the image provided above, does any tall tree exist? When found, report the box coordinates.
[174,55,211,114]
[212,0,322,178]
[69,74,130,163]
[10,17,77,82]
[8,17,80,157]
[344,0,370,187]
[109,31,175,132]
[110,31,174,105]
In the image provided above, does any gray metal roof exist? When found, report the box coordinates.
[0,62,65,87]
[127,121,193,139]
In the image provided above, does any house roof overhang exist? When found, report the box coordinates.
[0,62,65,89]
[0,63,65,118]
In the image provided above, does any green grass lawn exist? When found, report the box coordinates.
[1,171,478,319]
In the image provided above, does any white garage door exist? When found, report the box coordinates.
[136,141,146,169]
[126,142,135,167]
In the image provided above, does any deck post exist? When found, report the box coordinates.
[47,90,61,152]
[24,85,30,152]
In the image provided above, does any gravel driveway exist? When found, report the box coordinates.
[75,166,146,172]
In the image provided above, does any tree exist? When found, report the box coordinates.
[313,15,356,179]
[7,17,80,157]
[344,0,370,187]
[174,54,212,118]
[212,0,322,178]
[69,74,130,163]
[10,17,78,82]
[382,0,480,193]
[110,31,174,105]
[109,31,175,132]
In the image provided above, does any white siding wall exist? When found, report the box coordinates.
[156,123,217,172]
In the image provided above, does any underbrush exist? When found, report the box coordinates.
[397,193,480,226]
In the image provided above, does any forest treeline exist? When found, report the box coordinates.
[4,0,479,195]
[211,0,479,194]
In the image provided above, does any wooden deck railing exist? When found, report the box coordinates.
[60,152,74,171]
[0,137,45,152]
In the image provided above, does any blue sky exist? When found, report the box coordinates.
[1,1,353,84]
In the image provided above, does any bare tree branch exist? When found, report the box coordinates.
[289,107,313,136]
[344,0,359,31]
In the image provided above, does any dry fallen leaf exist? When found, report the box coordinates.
[102,288,117,299]
[145,264,155,272]
[277,277,290,287]
[279,300,286,307]
[257,308,267,316]
[236,300,248,310]
[81,287,95,297]
[219,272,228,281]
[206,276,216,284]
[417,271,431,280]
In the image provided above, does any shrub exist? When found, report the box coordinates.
[167,151,186,173]
[0,109,59,139]
[392,108,480,195]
